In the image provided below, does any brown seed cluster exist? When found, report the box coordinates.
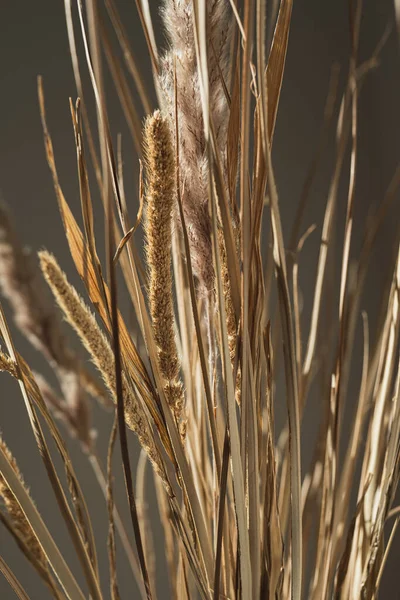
[143,111,184,422]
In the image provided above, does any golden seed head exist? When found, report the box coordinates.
[39,251,170,489]
[143,111,184,421]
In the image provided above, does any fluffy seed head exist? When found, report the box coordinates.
[159,0,233,295]
[39,251,170,488]
[143,110,185,420]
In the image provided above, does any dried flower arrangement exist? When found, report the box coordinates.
[0,1,399,599]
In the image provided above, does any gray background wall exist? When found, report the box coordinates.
[0,1,399,598]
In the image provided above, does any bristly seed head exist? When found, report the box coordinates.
[143,110,185,427]
[39,251,171,490]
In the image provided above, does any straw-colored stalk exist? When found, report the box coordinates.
[218,226,241,402]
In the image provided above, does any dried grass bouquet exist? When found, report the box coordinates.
[0,1,399,599]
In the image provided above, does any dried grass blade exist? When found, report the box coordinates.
[245,344,261,597]
[69,0,147,319]
[85,0,110,216]
[0,555,30,600]
[106,413,121,600]
[136,452,156,597]
[310,375,338,599]
[288,64,340,257]
[114,224,139,265]
[302,87,351,378]
[192,1,252,594]
[69,98,98,265]
[331,312,370,563]
[105,176,153,600]
[266,0,293,140]
[258,1,301,597]
[293,225,317,379]
[226,46,240,209]
[334,474,373,598]
[213,427,230,600]
[154,475,177,599]
[8,351,100,566]
[302,10,377,383]
[227,0,246,41]
[64,0,103,193]
[238,0,254,466]
[104,0,152,114]
[69,97,111,341]
[100,15,143,156]
[363,247,400,534]
[133,0,158,74]
[213,111,253,600]
[167,497,210,600]
[374,516,400,594]
[88,452,145,598]
[261,113,302,600]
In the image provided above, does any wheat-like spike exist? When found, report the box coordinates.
[143,110,185,425]
[159,0,232,294]
[0,203,107,445]
[0,438,53,585]
[39,251,170,489]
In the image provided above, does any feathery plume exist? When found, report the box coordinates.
[159,0,233,294]
[143,110,184,423]
[39,251,170,489]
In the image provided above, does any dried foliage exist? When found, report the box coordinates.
[0,1,399,599]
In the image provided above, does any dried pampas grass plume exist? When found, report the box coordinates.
[143,110,184,424]
[159,0,232,294]
[38,251,170,490]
